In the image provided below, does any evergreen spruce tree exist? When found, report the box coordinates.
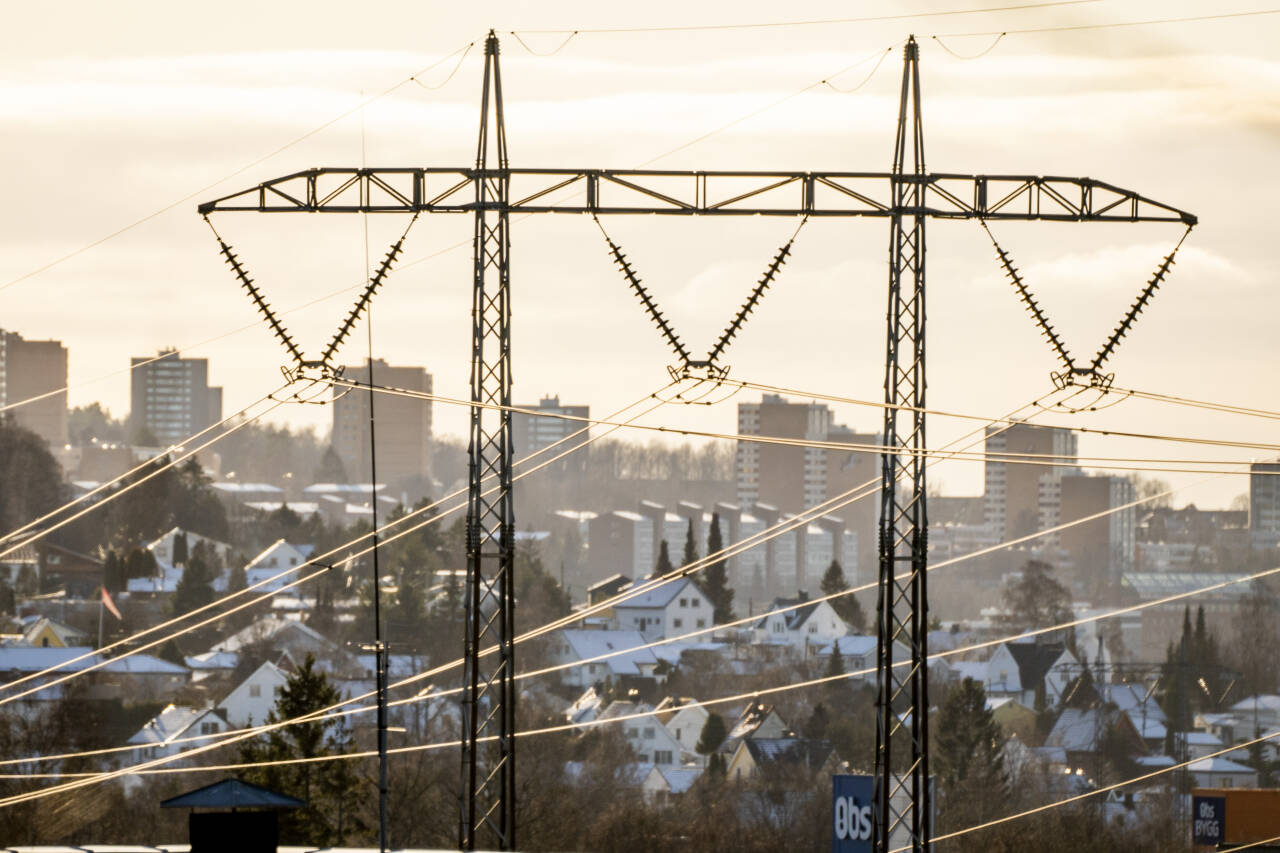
[682,519,698,567]
[172,547,215,617]
[102,550,124,594]
[820,559,866,633]
[655,540,674,577]
[700,513,734,622]
[239,655,365,845]
[935,678,1008,826]
[172,531,189,568]
[695,712,727,756]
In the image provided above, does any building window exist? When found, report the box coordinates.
[696,619,706,629]
[679,598,688,607]
[654,750,673,765]
[808,624,818,634]
[673,619,683,629]
[200,722,218,735]
[249,684,261,698]
[691,598,700,607]
[643,727,655,739]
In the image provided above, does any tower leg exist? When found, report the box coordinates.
[460,30,516,853]
[874,36,931,853]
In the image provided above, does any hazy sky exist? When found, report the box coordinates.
[2,0,1277,505]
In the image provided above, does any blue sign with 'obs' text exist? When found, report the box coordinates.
[833,774,875,852]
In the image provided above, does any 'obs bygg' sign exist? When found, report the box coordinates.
[1192,795,1225,846]
[833,774,875,852]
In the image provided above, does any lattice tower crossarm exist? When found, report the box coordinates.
[875,36,930,853]
[459,30,517,852]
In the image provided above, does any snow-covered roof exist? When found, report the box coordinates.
[614,577,694,611]
[1231,694,1280,714]
[128,704,225,746]
[303,483,386,494]
[566,687,604,725]
[0,647,186,675]
[647,766,702,794]
[559,629,657,676]
[1184,731,1222,746]
[1135,755,1175,769]
[245,501,322,516]
[185,651,238,670]
[951,661,989,683]
[817,635,877,658]
[1188,756,1255,774]
[212,482,283,494]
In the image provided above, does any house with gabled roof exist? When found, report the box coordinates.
[127,704,230,764]
[642,766,703,802]
[726,736,837,782]
[551,629,660,689]
[985,641,1077,708]
[653,697,710,766]
[612,577,713,642]
[18,616,90,648]
[243,540,312,592]
[216,661,288,727]
[753,593,849,656]
[597,699,686,771]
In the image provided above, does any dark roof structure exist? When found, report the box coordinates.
[1006,641,1066,690]
[161,777,304,810]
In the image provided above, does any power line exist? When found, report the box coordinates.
[516,1,1102,34]
[334,377,1280,476]
[936,6,1280,37]
[0,380,682,708]
[0,384,293,564]
[0,42,474,296]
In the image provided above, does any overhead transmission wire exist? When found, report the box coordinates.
[0,42,476,297]
[935,6,1280,37]
[42,483,1272,781]
[0,378,691,711]
[331,378,1280,477]
[0,382,296,564]
[0,376,716,806]
[726,377,1280,456]
[0,382,1053,791]
[514,1,1101,34]
[17,471,1259,778]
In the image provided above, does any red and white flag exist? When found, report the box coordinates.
[100,587,122,621]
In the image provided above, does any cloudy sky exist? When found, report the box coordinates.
[2,0,1277,504]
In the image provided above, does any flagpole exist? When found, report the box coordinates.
[97,590,104,650]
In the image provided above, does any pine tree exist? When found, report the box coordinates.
[655,540,674,577]
[239,655,365,845]
[695,712,727,755]
[172,547,215,617]
[820,559,866,633]
[700,513,734,623]
[172,531,189,568]
[935,678,1008,823]
[682,519,698,567]
[824,648,853,705]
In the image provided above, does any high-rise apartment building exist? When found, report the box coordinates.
[512,395,589,464]
[332,359,432,493]
[983,422,1078,541]
[736,394,878,571]
[1058,473,1136,582]
[0,329,68,447]
[1249,460,1280,549]
[130,350,222,446]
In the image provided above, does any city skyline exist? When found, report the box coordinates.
[1,0,1275,514]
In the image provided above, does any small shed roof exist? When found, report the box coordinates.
[160,777,304,810]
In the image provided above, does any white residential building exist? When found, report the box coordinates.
[551,629,660,688]
[218,661,288,727]
[984,642,1078,708]
[127,704,230,763]
[244,540,312,592]
[655,698,711,767]
[753,596,850,656]
[598,701,685,770]
[612,578,714,643]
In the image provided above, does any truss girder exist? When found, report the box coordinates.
[199,168,1195,224]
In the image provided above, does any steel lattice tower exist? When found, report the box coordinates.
[874,37,931,853]
[459,30,517,852]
